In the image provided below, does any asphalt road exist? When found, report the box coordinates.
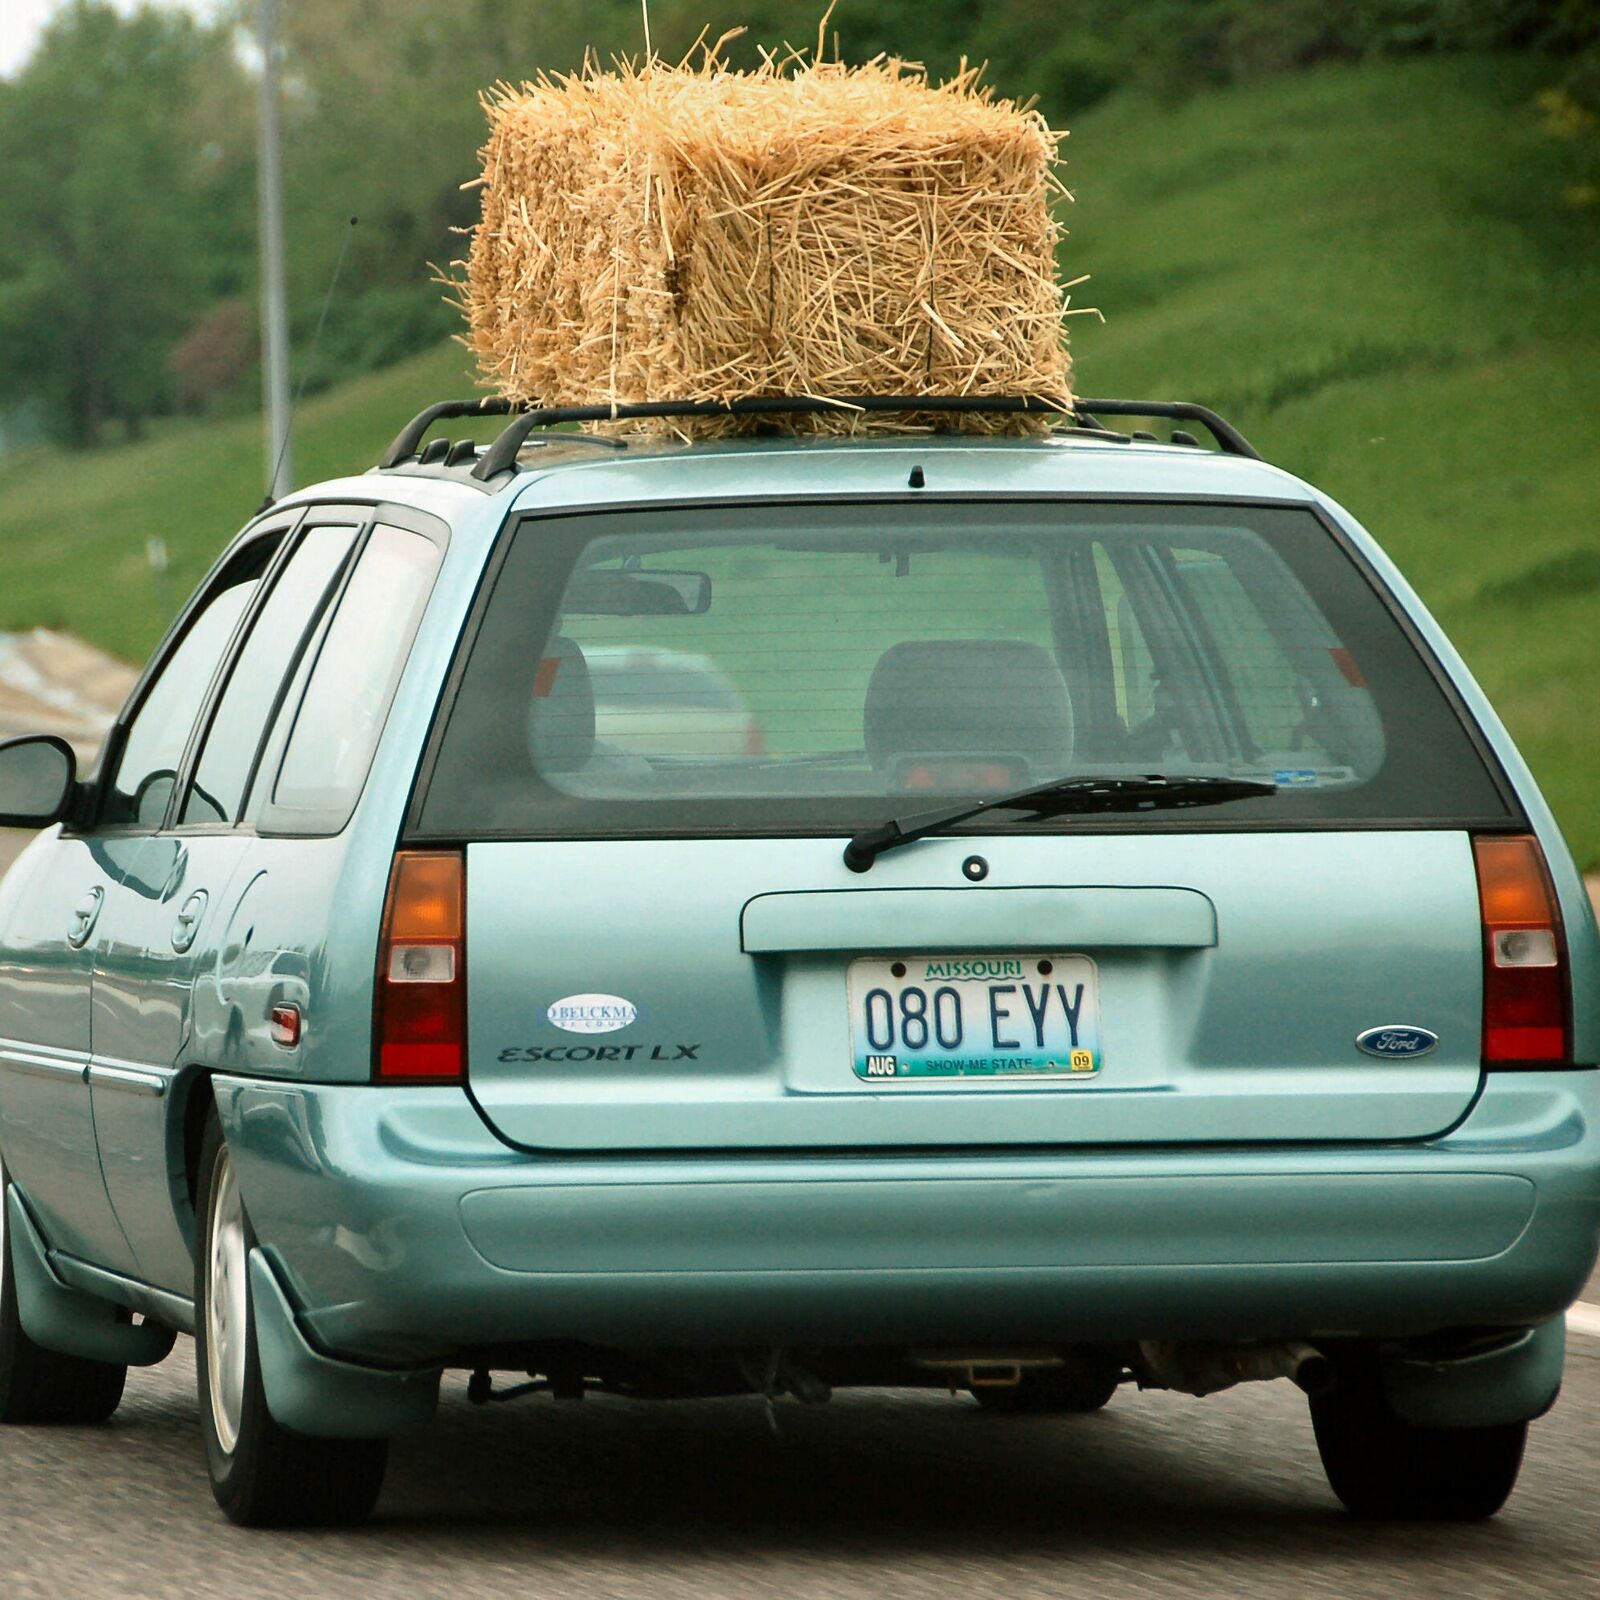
[2,1301,1599,1600]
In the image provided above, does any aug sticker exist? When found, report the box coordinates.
[546,993,638,1034]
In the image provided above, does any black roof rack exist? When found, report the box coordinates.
[1070,400,1259,460]
[379,397,521,469]
[470,395,1096,481]
[377,394,1259,480]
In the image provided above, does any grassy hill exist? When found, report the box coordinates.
[1067,53,1600,867]
[2,53,1596,863]
[0,340,476,658]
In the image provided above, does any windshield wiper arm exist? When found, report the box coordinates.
[842,773,1278,873]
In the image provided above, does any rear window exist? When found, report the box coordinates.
[416,500,1514,838]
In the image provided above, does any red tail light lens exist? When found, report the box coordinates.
[375,851,465,1082]
[1474,835,1569,1066]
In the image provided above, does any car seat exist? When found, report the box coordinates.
[862,639,1075,788]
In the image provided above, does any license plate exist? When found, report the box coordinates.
[847,955,1103,1082]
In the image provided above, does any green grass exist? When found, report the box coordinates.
[0,341,477,659]
[2,54,1596,862]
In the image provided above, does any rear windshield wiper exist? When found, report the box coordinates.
[842,773,1278,872]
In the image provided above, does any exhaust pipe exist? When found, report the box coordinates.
[1138,1340,1333,1398]
[911,1349,1065,1389]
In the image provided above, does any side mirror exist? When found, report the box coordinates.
[0,736,78,828]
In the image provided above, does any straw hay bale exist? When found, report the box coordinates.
[459,49,1073,435]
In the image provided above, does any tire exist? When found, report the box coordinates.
[194,1113,387,1527]
[971,1361,1121,1415]
[0,1163,127,1425]
[1310,1360,1527,1520]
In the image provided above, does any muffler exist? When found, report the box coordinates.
[1138,1340,1333,1398]
[911,1349,1065,1390]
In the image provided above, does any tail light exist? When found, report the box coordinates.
[375,850,465,1082]
[1474,835,1570,1067]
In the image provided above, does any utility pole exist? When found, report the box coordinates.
[256,0,292,498]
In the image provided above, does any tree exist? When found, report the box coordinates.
[0,2,250,446]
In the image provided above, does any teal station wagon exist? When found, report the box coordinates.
[0,394,1595,1526]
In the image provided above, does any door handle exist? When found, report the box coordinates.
[171,890,209,953]
[67,887,105,949]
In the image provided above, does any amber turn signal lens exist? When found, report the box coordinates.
[387,852,464,940]
[1474,836,1555,927]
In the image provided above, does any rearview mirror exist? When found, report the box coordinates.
[564,567,712,616]
[0,736,77,828]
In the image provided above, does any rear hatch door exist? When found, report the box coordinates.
[419,495,1515,1151]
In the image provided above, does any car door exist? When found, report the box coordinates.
[0,827,148,1270]
[90,516,361,1292]
[0,530,284,1272]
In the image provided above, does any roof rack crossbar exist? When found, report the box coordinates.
[378,393,1259,478]
[379,397,524,470]
[1072,400,1260,460]
[468,394,1076,481]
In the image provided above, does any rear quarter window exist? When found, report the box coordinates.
[258,522,442,834]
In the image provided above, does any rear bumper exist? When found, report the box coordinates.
[214,1073,1600,1367]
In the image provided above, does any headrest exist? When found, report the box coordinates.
[528,636,595,773]
[863,639,1074,773]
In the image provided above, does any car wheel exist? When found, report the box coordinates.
[970,1361,1121,1414]
[194,1112,387,1526]
[1310,1363,1526,1520]
[0,1162,127,1424]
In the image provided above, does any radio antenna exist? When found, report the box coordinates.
[259,213,358,511]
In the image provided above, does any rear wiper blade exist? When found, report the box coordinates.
[842,773,1277,873]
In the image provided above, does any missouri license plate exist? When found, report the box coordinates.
[847,955,1103,1081]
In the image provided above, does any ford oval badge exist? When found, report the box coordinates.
[1356,1025,1439,1059]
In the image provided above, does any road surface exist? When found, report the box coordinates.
[2,1286,1599,1599]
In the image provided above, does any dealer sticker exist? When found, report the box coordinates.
[545,993,638,1034]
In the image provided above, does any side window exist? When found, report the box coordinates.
[180,526,357,825]
[100,536,280,828]
[1171,549,1307,755]
[1171,547,1344,764]
[1091,544,1157,731]
[265,525,441,829]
